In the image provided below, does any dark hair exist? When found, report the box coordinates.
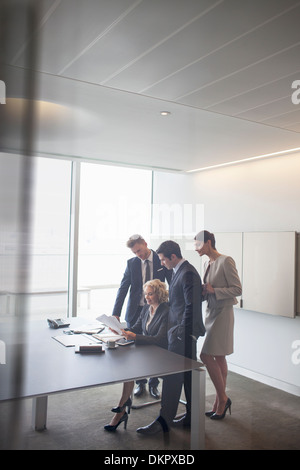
[156,240,182,260]
[194,230,216,249]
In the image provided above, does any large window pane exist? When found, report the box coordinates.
[78,163,152,319]
[28,157,72,319]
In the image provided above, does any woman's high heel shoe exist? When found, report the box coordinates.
[104,412,128,432]
[111,397,132,414]
[210,398,232,420]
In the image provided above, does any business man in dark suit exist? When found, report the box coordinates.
[137,240,205,435]
[112,234,171,398]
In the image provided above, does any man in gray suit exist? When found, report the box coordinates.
[137,240,205,435]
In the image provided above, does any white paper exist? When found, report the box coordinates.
[71,323,104,334]
[52,333,101,348]
[93,333,123,343]
[96,314,123,335]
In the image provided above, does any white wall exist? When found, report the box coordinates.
[153,152,300,396]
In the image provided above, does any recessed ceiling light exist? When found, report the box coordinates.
[160,111,171,116]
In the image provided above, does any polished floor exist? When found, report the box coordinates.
[1,371,299,451]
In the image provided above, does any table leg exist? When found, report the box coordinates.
[190,368,206,450]
[32,395,48,431]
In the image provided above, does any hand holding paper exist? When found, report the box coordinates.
[96,314,123,336]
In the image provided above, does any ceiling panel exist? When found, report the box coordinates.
[59,0,217,84]
[15,0,136,73]
[204,70,300,114]
[2,0,300,172]
[234,96,298,121]
[181,46,300,110]
[110,0,300,95]
[286,123,300,132]
[262,109,300,127]
[143,6,300,102]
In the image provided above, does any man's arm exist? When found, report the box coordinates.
[112,262,131,318]
[168,269,202,345]
[175,270,196,339]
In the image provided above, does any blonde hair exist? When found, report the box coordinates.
[126,234,145,248]
[143,279,168,304]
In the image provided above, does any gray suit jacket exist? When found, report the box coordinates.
[204,255,242,310]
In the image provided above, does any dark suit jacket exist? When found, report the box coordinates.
[168,260,205,355]
[112,250,171,325]
[128,302,169,349]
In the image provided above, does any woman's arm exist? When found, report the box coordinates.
[134,319,168,348]
[123,304,169,348]
[213,256,242,300]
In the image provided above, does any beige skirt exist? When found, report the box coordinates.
[201,304,234,356]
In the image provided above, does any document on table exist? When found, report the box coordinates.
[93,333,123,342]
[52,333,101,348]
[71,323,105,334]
[96,314,124,335]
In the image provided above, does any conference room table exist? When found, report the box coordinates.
[0,318,206,450]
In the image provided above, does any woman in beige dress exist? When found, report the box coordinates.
[194,230,242,420]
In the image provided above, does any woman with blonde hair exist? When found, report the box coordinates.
[104,279,169,432]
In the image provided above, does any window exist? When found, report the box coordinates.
[78,163,152,319]
[0,158,152,320]
[28,157,72,318]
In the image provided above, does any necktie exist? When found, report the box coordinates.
[143,259,151,305]
[145,259,151,283]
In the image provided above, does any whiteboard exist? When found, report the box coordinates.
[242,232,296,318]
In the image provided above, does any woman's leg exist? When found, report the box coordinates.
[109,381,134,426]
[117,381,134,407]
[200,353,228,415]
[215,355,228,390]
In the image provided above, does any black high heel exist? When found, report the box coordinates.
[205,410,216,417]
[210,398,232,420]
[104,412,128,432]
[111,397,132,414]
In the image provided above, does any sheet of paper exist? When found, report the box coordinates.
[93,333,123,343]
[71,323,104,334]
[96,314,124,335]
[52,334,101,348]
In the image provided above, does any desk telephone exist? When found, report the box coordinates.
[47,318,70,329]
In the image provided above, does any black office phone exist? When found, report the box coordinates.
[47,318,70,329]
